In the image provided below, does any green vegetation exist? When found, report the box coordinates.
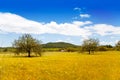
[42,42,77,48]
[97,45,114,51]
[0,32,120,54]
[0,47,15,53]
[13,34,42,57]
[115,40,120,51]
[81,38,99,54]
[42,42,79,52]
[0,51,120,80]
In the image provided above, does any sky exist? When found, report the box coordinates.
[0,0,120,47]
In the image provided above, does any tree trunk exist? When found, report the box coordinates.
[88,50,90,54]
[28,50,31,57]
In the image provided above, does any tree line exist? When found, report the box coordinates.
[0,34,120,57]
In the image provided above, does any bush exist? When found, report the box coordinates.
[97,46,107,51]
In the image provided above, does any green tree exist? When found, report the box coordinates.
[115,41,120,51]
[13,34,42,57]
[81,38,99,54]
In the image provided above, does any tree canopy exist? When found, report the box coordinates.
[13,34,42,57]
[115,41,120,51]
[81,38,99,54]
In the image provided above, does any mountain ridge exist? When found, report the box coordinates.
[42,42,78,48]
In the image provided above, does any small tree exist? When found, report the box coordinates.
[13,34,42,57]
[81,38,99,54]
[115,41,120,51]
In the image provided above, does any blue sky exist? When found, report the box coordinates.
[0,0,120,47]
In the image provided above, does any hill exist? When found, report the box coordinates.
[42,42,78,48]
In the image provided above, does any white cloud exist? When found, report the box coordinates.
[80,14,90,18]
[74,7,81,11]
[55,40,64,42]
[86,24,120,36]
[100,39,120,46]
[0,12,92,38]
[1,12,120,40]
[55,38,74,43]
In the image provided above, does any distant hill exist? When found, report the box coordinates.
[42,42,78,48]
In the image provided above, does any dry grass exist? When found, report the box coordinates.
[0,51,120,80]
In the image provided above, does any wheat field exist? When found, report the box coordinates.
[0,51,120,80]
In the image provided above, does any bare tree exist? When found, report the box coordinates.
[115,41,120,51]
[13,34,42,57]
[81,38,99,54]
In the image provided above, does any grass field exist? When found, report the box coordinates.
[0,51,120,80]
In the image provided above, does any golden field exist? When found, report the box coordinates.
[0,51,120,80]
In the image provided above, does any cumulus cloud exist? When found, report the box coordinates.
[86,24,120,36]
[1,12,120,39]
[80,14,90,18]
[0,12,92,38]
